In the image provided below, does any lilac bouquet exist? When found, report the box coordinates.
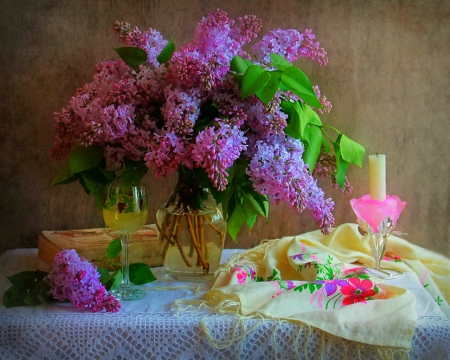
[50,9,365,239]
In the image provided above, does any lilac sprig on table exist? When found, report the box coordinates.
[50,9,365,240]
[48,249,121,312]
[2,239,156,310]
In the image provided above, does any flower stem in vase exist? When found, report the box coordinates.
[156,197,226,282]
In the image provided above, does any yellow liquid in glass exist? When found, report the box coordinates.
[103,209,148,233]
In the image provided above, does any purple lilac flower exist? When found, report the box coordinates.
[252,28,328,66]
[246,103,288,137]
[161,88,202,135]
[195,9,261,63]
[47,249,121,313]
[252,28,305,63]
[191,124,247,191]
[168,9,261,92]
[247,136,335,234]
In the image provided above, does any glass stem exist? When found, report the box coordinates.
[371,234,386,270]
[120,233,132,287]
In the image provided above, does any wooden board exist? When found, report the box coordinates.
[38,224,162,269]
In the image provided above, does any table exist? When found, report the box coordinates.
[0,249,449,360]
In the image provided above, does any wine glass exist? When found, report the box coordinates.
[103,181,148,300]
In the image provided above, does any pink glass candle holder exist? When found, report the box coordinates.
[350,194,406,279]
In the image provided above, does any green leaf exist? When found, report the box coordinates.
[227,203,248,241]
[302,125,323,172]
[157,37,175,65]
[339,134,365,167]
[284,101,303,139]
[107,238,122,259]
[49,163,78,187]
[113,47,147,68]
[80,174,99,195]
[97,267,110,282]
[321,136,331,153]
[78,174,92,195]
[255,71,281,106]
[69,145,104,174]
[120,167,142,187]
[243,192,265,217]
[7,271,46,290]
[230,55,250,74]
[120,161,148,187]
[93,184,106,211]
[129,263,157,285]
[39,283,53,302]
[281,66,322,108]
[109,270,122,291]
[270,53,293,71]
[82,166,115,185]
[241,65,271,100]
[3,286,27,308]
[24,294,41,306]
[302,104,322,126]
[246,214,258,229]
[333,138,350,188]
[99,269,121,291]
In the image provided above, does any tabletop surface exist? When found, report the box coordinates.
[0,248,449,360]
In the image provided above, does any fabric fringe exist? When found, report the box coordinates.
[214,239,277,275]
[174,297,410,360]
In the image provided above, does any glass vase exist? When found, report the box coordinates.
[156,191,227,282]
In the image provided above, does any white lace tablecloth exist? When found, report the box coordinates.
[0,249,449,360]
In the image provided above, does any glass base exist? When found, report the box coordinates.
[368,267,403,280]
[110,286,146,301]
[165,269,214,283]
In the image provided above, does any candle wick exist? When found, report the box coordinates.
[376,152,379,157]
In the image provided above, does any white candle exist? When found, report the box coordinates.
[369,154,386,201]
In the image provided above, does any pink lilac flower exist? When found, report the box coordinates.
[191,123,247,190]
[340,278,377,306]
[246,103,288,137]
[247,136,335,234]
[47,249,121,313]
[144,131,188,178]
[313,85,332,114]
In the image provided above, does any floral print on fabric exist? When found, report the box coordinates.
[340,278,378,306]
[232,264,257,284]
[229,241,386,310]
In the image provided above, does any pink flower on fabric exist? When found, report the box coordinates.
[233,265,256,284]
[350,194,406,233]
[236,269,248,284]
[340,278,377,306]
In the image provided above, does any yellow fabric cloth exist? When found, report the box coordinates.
[206,223,450,350]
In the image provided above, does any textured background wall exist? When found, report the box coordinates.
[0,0,449,257]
